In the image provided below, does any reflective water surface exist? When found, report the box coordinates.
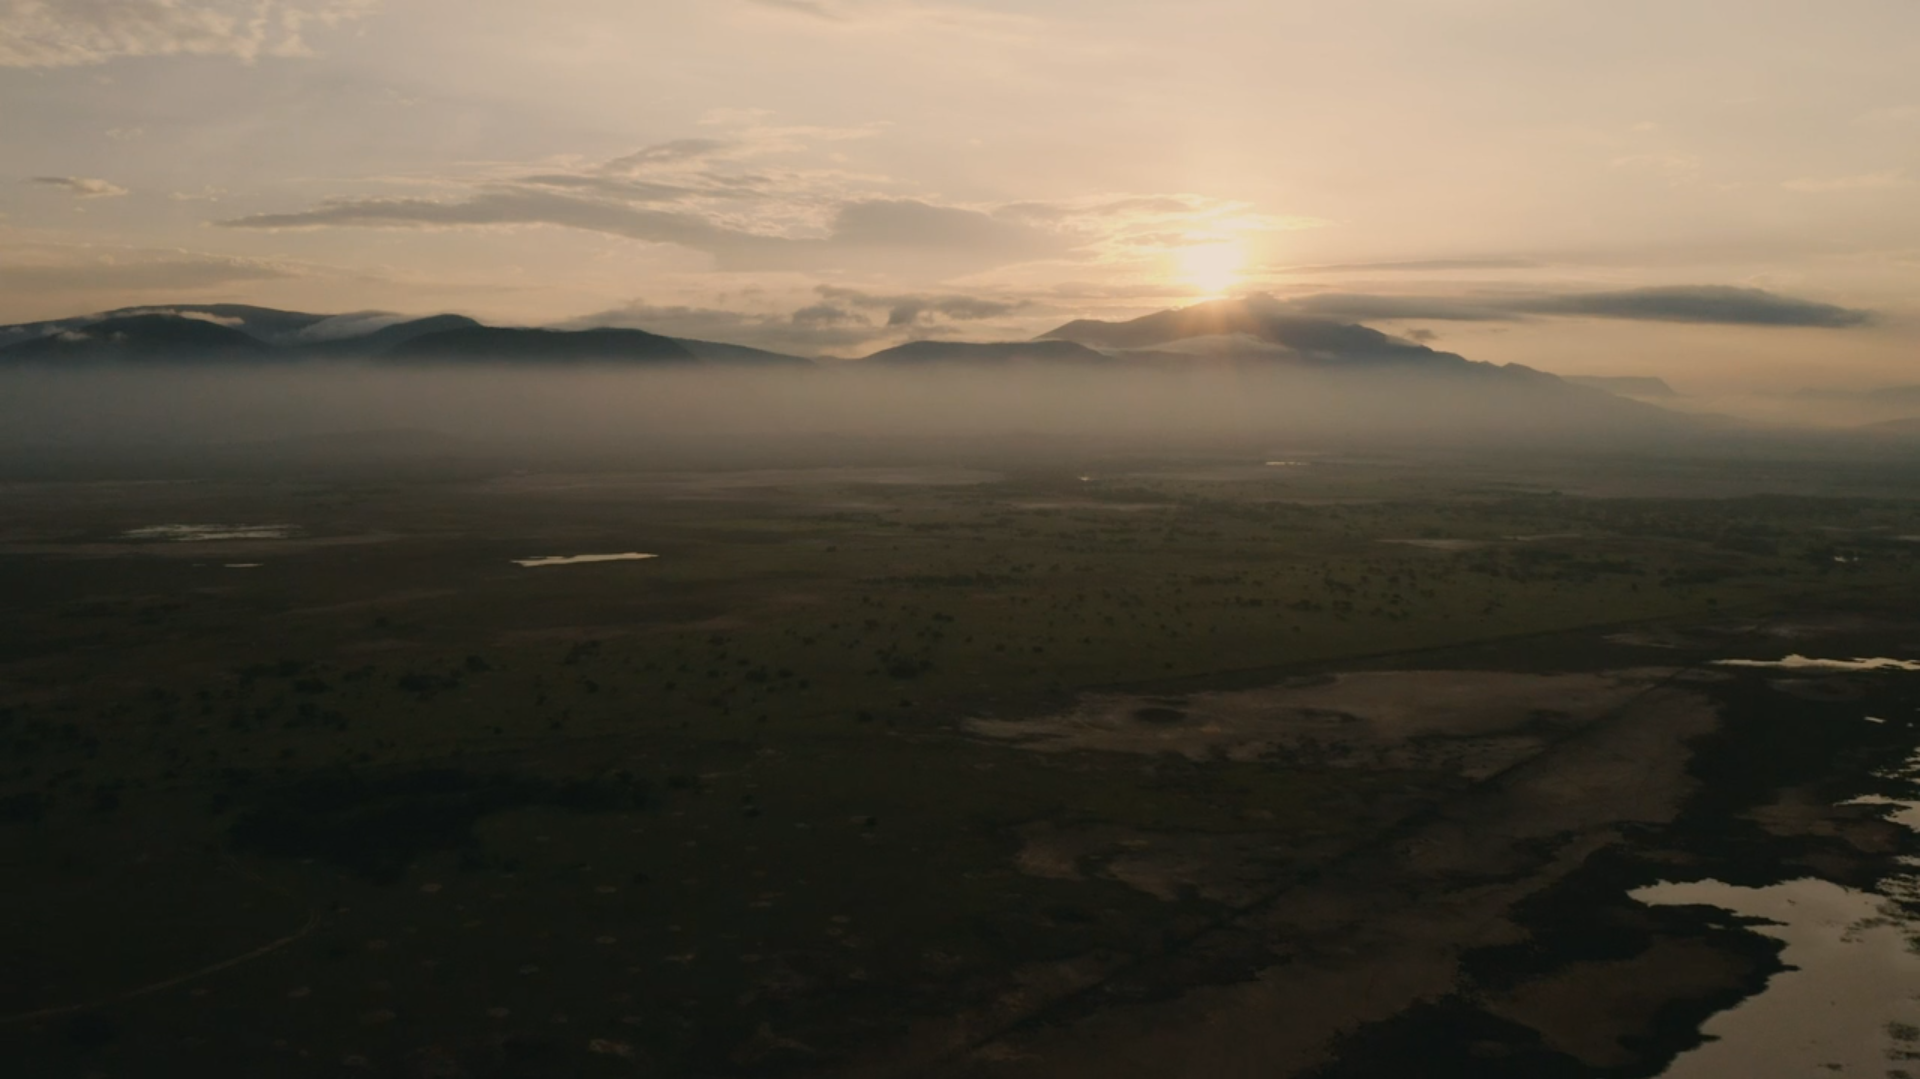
[511,553,658,567]
[1636,745,1920,1077]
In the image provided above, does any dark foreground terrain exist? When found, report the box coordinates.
[2,448,1917,1077]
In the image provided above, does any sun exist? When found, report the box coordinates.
[1173,240,1247,297]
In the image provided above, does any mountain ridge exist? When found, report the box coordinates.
[1040,294,1489,372]
[859,339,1111,365]
[382,325,697,364]
[0,299,1682,428]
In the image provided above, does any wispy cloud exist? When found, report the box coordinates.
[215,125,1312,280]
[1275,258,1540,274]
[1610,153,1704,186]
[813,285,1027,327]
[30,176,128,198]
[0,250,292,292]
[735,0,1042,41]
[0,0,376,68]
[560,282,1041,357]
[742,0,846,20]
[1284,286,1871,329]
[555,299,873,356]
[1782,170,1910,193]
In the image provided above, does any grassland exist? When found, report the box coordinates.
[3,450,1919,1076]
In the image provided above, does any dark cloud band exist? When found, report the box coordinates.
[1288,286,1869,329]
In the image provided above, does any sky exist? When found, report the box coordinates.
[2,0,1916,388]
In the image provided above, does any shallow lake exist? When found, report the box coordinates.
[1636,744,1920,1076]
[512,553,658,567]
[124,524,297,542]
[1713,654,1920,672]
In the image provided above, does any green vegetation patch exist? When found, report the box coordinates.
[227,766,650,882]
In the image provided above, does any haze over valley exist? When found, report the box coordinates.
[4,4,1919,1078]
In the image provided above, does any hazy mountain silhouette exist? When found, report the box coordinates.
[384,325,697,364]
[0,314,271,361]
[1797,384,1920,405]
[859,339,1111,365]
[294,314,484,357]
[107,304,333,341]
[1041,294,1486,369]
[0,299,1684,441]
[1,305,327,351]
[0,306,795,366]
[669,338,812,365]
[76,304,328,342]
[1566,375,1680,399]
[1855,416,1920,436]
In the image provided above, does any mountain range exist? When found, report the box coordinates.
[0,305,753,365]
[0,296,1699,432]
[0,295,1580,376]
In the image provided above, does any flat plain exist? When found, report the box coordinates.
[3,448,1917,1077]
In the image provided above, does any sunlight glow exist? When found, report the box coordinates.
[1173,240,1247,296]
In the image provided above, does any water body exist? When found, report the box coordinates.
[512,553,658,568]
[1634,744,1920,1077]
[124,524,297,542]
[1380,538,1488,551]
[1712,655,1920,672]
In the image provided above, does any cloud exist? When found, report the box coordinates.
[115,307,246,326]
[1276,258,1540,274]
[1517,286,1872,328]
[214,134,1283,278]
[1610,153,1704,184]
[743,0,846,20]
[216,124,958,271]
[1782,171,1911,193]
[0,0,376,68]
[213,120,1314,281]
[220,189,1054,271]
[556,300,874,356]
[0,252,291,292]
[734,0,1042,40]
[0,255,288,293]
[791,302,860,327]
[601,138,736,171]
[815,285,1026,327]
[559,284,1037,357]
[1282,294,1514,322]
[30,176,128,198]
[224,189,741,247]
[827,199,1048,253]
[1282,286,1872,329]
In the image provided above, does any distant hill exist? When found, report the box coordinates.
[384,325,697,364]
[1797,384,1920,405]
[670,338,813,365]
[0,298,1684,450]
[1040,295,1482,370]
[294,314,484,357]
[0,314,271,362]
[0,304,332,346]
[0,305,809,366]
[1856,416,1920,436]
[1566,376,1679,400]
[100,304,332,342]
[860,339,1111,365]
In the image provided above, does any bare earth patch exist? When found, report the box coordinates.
[849,677,1721,1079]
[966,669,1678,779]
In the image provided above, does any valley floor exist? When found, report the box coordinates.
[2,449,1917,1077]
